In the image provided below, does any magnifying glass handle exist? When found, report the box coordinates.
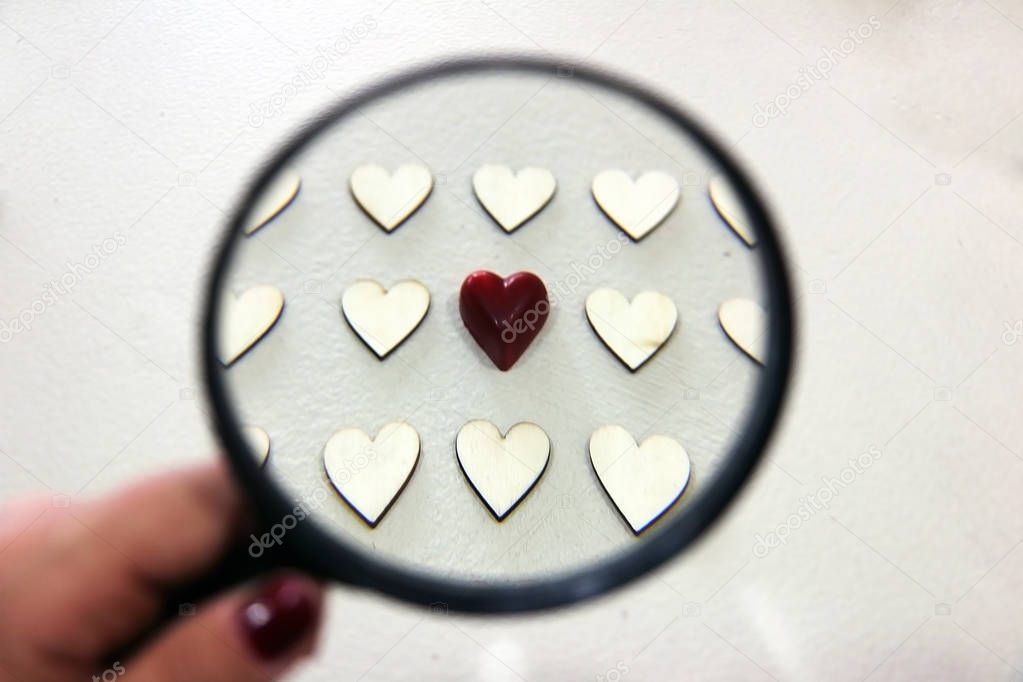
[104,538,299,664]
[168,539,300,613]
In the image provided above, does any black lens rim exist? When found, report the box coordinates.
[202,54,795,613]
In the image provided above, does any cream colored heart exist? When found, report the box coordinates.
[456,421,550,520]
[241,425,270,467]
[589,425,691,535]
[708,176,756,247]
[718,298,766,365]
[324,422,420,527]
[592,170,679,240]
[472,164,556,232]
[243,170,301,236]
[218,285,284,366]
[341,279,430,358]
[585,288,678,370]
[350,163,432,232]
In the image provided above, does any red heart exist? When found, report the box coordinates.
[459,271,550,371]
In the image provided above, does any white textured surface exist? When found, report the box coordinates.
[219,68,760,580]
[2,1,1023,680]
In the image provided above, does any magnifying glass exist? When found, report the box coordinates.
[202,55,794,613]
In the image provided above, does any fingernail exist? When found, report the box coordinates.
[238,576,321,660]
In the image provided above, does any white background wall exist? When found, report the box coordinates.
[2,1,1023,680]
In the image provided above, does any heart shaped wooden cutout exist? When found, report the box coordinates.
[592,170,679,240]
[324,422,420,527]
[243,170,301,236]
[241,425,270,468]
[708,176,756,247]
[585,288,678,370]
[456,420,550,520]
[218,285,284,367]
[350,163,432,232]
[718,298,766,364]
[341,279,430,358]
[472,164,556,233]
[589,425,691,535]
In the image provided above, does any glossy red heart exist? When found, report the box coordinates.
[459,271,549,371]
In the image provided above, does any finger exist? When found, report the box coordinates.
[77,461,249,585]
[125,574,323,682]
[0,492,52,545]
[0,462,249,669]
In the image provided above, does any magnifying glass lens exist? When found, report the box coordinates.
[209,62,789,604]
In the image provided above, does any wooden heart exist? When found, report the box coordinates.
[472,164,556,232]
[218,285,284,367]
[349,163,432,232]
[708,176,756,247]
[243,170,301,236]
[324,422,420,527]
[718,298,766,364]
[591,170,679,240]
[589,425,691,535]
[241,425,270,468]
[456,421,550,520]
[341,279,430,358]
[585,288,678,370]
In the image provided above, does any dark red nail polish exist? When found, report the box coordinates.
[238,577,320,660]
